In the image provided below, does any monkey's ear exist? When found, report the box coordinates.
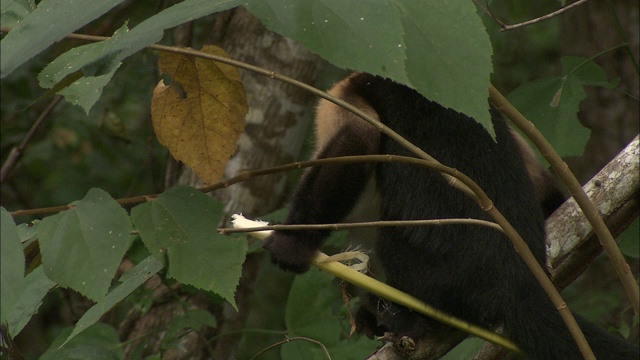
[262,231,325,273]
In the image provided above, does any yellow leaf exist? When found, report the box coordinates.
[151,45,248,184]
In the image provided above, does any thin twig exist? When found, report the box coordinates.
[9,155,433,217]
[250,336,331,360]
[219,218,503,235]
[473,0,507,28]
[0,95,63,183]
[475,0,589,31]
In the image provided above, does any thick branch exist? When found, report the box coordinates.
[549,135,639,283]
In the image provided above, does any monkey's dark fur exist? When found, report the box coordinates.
[263,73,638,359]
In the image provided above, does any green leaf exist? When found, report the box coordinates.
[119,0,239,54]
[282,269,374,359]
[41,323,124,360]
[562,56,618,88]
[401,1,493,132]
[29,0,240,112]
[131,186,247,308]
[441,337,485,360]
[37,24,126,114]
[618,219,639,259]
[246,0,406,81]
[0,0,126,78]
[17,221,38,244]
[507,56,619,156]
[0,267,55,338]
[164,309,217,344]
[1,208,24,314]
[37,188,133,301]
[245,0,494,133]
[61,255,164,346]
[0,0,35,27]
[1,208,55,337]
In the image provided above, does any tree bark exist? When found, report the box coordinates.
[177,7,327,359]
[180,7,325,219]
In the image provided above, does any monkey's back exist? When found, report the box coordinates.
[347,73,546,336]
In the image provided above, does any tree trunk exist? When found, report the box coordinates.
[180,7,326,219]
[178,7,327,359]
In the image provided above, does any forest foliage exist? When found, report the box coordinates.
[1,0,637,359]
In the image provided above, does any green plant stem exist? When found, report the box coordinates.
[234,217,520,354]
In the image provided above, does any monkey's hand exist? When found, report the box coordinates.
[262,230,325,273]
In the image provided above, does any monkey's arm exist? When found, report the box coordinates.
[263,93,380,273]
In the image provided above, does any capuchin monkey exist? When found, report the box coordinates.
[262,73,638,359]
